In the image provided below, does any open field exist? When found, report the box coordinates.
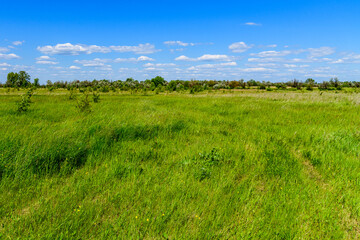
[1,89,360,239]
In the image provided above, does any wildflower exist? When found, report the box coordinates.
[135,216,138,219]
[162,213,165,216]
[146,219,149,222]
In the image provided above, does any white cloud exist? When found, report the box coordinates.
[37,43,159,55]
[0,53,20,59]
[143,63,176,67]
[308,47,335,57]
[266,44,277,48]
[70,66,81,69]
[36,56,53,60]
[74,58,110,67]
[198,54,231,61]
[110,43,159,54]
[175,54,232,61]
[36,60,59,65]
[240,67,274,72]
[12,41,24,46]
[229,42,252,53]
[188,62,237,70]
[164,41,195,47]
[0,47,9,53]
[0,63,10,67]
[244,22,262,26]
[37,43,110,55]
[331,53,360,64]
[175,55,191,61]
[114,56,155,62]
[250,50,292,57]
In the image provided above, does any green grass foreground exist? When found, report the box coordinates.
[1,89,360,239]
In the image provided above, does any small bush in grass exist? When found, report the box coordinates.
[93,92,100,103]
[67,88,77,100]
[76,91,92,113]
[191,148,224,181]
[16,89,33,112]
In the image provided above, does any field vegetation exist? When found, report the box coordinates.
[1,73,360,238]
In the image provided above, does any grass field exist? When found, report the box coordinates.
[1,89,360,239]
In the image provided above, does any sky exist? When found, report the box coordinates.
[0,0,360,84]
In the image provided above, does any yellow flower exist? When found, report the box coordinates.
[146,219,149,222]
[162,213,165,216]
[135,216,138,219]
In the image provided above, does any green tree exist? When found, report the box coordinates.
[33,78,40,88]
[6,72,19,87]
[151,76,165,87]
[18,71,31,88]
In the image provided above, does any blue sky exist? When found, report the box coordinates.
[0,0,360,83]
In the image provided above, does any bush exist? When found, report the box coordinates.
[93,92,100,103]
[259,85,266,90]
[16,89,33,112]
[76,92,91,113]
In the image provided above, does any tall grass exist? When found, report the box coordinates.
[1,89,360,238]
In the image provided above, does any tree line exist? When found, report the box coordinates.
[1,71,359,92]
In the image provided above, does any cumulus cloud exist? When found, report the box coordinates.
[240,67,275,72]
[70,66,81,69]
[37,43,159,55]
[110,43,159,54]
[12,41,24,46]
[0,47,9,53]
[114,56,155,62]
[36,56,53,60]
[244,22,262,26]
[175,55,191,61]
[143,63,176,67]
[164,41,196,47]
[229,42,252,53]
[250,50,292,57]
[175,54,233,62]
[188,62,237,70]
[308,47,335,57]
[331,53,360,64]
[0,53,20,59]
[266,44,277,48]
[74,58,110,67]
[36,60,59,65]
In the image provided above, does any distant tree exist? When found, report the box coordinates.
[33,78,40,88]
[18,71,31,87]
[6,72,19,87]
[305,78,315,86]
[151,76,165,87]
[46,80,53,88]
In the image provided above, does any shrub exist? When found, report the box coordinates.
[76,92,91,113]
[16,89,33,112]
[93,92,100,103]
[259,85,266,90]
[67,88,77,100]
[191,148,225,181]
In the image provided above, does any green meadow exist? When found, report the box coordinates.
[1,89,360,239]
